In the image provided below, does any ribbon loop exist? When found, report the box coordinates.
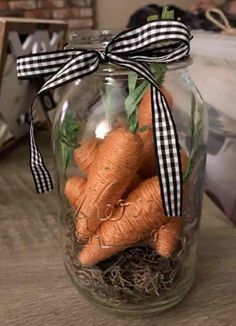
[107,20,190,57]
[16,20,191,217]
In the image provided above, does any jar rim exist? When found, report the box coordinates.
[68,29,123,49]
[68,29,192,69]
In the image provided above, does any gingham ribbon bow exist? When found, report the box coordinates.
[17,20,191,217]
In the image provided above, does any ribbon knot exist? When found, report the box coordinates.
[16,20,191,217]
[97,50,107,64]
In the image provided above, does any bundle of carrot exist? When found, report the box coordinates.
[138,87,174,178]
[63,79,187,265]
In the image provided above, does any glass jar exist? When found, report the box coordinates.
[52,30,208,316]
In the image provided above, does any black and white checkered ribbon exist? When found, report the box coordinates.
[17,20,191,217]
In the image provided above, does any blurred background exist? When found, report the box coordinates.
[0,0,232,29]
[96,0,225,28]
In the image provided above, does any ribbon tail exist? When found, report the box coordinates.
[29,104,53,193]
[151,86,182,217]
[17,51,101,194]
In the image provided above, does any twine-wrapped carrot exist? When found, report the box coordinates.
[138,87,173,129]
[76,127,143,240]
[147,150,188,256]
[79,176,174,266]
[149,216,183,257]
[79,147,188,266]
[138,87,174,178]
[139,136,188,179]
[138,131,156,178]
[124,173,143,197]
[74,138,101,175]
[64,176,86,209]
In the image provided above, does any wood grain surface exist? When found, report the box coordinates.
[0,132,236,326]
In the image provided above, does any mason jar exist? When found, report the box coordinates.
[52,30,208,316]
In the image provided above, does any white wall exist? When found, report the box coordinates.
[96,0,225,29]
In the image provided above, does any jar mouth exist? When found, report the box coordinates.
[68,29,192,69]
[69,29,122,50]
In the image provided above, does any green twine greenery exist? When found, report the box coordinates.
[59,111,79,175]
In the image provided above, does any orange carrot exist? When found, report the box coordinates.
[148,216,182,257]
[147,150,187,256]
[138,87,174,177]
[138,130,156,178]
[123,173,144,197]
[139,142,188,179]
[138,86,173,129]
[79,176,177,266]
[76,127,143,241]
[74,138,101,175]
[64,176,87,209]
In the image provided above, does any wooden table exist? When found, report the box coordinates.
[1,133,236,326]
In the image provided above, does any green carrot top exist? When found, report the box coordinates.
[125,6,177,133]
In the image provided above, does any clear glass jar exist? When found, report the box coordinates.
[52,30,208,316]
